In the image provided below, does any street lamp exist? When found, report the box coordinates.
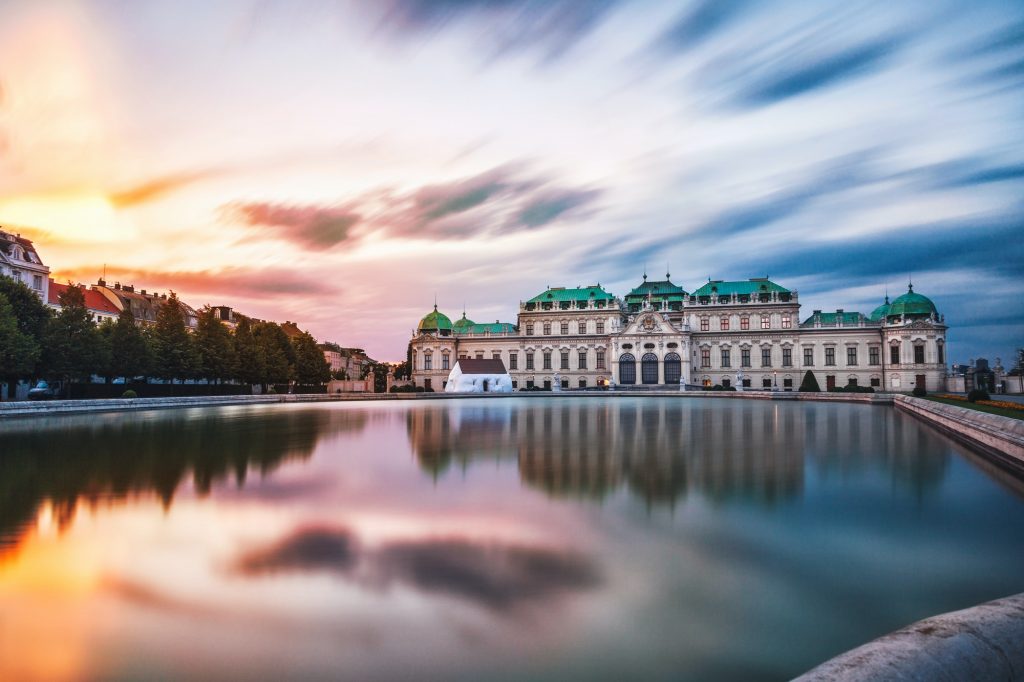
[773,371,778,390]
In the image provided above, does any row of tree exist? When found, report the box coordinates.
[0,276,331,395]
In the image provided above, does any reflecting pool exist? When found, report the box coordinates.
[1,397,1023,681]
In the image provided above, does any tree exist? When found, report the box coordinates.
[150,292,197,382]
[361,361,389,393]
[233,317,266,387]
[253,321,294,389]
[0,292,41,395]
[41,284,104,388]
[0,275,51,393]
[194,308,237,383]
[799,370,821,392]
[108,308,152,381]
[292,331,331,386]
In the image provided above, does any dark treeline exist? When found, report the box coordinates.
[0,276,330,397]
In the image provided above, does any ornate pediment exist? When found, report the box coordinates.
[622,312,675,335]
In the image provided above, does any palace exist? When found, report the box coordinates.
[409,274,947,393]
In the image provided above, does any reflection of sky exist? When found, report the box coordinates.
[0,1,1022,361]
[1,398,1023,680]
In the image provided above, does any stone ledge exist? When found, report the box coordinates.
[795,592,1024,681]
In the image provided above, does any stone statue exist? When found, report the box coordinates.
[552,372,561,392]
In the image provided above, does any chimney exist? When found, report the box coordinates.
[97,278,106,287]
[114,282,121,290]
[141,289,147,295]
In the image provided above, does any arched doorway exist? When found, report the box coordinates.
[619,353,636,384]
[664,352,681,385]
[641,353,659,384]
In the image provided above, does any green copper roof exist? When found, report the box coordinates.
[456,321,517,335]
[800,311,870,328]
[417,305,453,332]
[452,312,475,332]
[526,285,614,304]
[869,296,890,322]
[691,278,790,297]
[887,284,937,318]
[625,275,687,300]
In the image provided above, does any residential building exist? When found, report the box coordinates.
[0,229,49,302]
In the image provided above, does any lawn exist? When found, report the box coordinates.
[924,396,1024,421]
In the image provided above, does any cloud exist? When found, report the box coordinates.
[656,0,751,54]
[108,169,223,207]
[228,202,362,248]
[234,526,359,576]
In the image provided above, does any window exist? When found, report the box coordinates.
[783,348,792,367]
[847,347,857,366]
[870,377,881,387]
[526,324,534,336]
[740,316,750,331]
[721,349,731,368]
[641,353,659,384]
[578,321,586,335]
[476,353,483,359]
[869,347,879,365]
[543,352,552,370]
[441,354,450,370]
[783,378,793,388]
[492,353,501,361]
[32,275,42,290]
[596,321,605,334]
[664,353,681,384]
[424,353,432,370]
[596,350,606,370]
[526,353,535,370]
[848,378,858,387]
[761,347,771,367]
[937,343,944,364]
[509,353,518,370]
[914,345,925,364]
[701,349,711,367]
[782,314,791,329]
[700,317,709,331]
[578,350,587,369]
[512,380,518,389]
[561,351,570,370]
[742,378,751,388]
[544,380,552,390]
[424,378,432,390]
[804,348,813,366]
[560,322,569,335]
[890,346,900,365]
[763,378,772,388]
[526,380,535,389]
[578,378,586,388]
[722,378,731,388]
[761,314,770,329]
[720,316,730,331]
[543,322,551,335]
[619,353,636,384]
[741,349,751,367]
[825,347,836,366]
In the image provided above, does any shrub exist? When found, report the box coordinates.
[121,389,138,399]
[799,370,821,392]
[967,388,990,403]
[266,386,277,394]
[912,386,926,397]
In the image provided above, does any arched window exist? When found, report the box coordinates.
[619,353,636,384]
[664,352,681,385]
[641,353,659,384]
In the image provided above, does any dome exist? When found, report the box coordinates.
[453,311,475,333]
[418,305,453,333]
[887,284,937,319]
[868,295,890,322]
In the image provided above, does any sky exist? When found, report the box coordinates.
[0,0,1021,363]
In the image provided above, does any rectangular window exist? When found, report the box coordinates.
[701,349,710,367]
[526,324,534,336]
[782,315,791,329]
[869,347,879,365]
[512,380,518,389]
[596,321,605,334]
[700,317,709,332]
[914,345,925,364]
[825,347,836,366]
[596,350,606,370]
[804,348,813,366]
[763,378,772,388]
[509,353,518,370]
[937,344,944,364]
[560,322,569,335]
[761,348,771,367]
[783,348,792,367]
[891,346,900,365]
[543,323,551,335]
[721,349,731,368]
[442,355,449,370]
[578,351,587,369]
[722,378,731,388]
[424,354,432,370]
[870,377,881,387]
[424,378,432,391]
[560,351,569,370]
[578,321,586,335]
[741,349,751,367]
[33,275,42,290]
[761,314,771,330]
[476,353,483,359]
[740,316,750,331]
[783,378,793,388]
[847,347,857,366]
[720,316,730,331]
[526,353,535,370]
[543,352,552,370]
[526,380,534,389]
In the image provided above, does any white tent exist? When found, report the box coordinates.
[445,358,514,393]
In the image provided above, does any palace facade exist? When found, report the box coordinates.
[409,274,947,393]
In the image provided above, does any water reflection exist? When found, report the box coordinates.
[0,406,367,558]
[408,399,950,507]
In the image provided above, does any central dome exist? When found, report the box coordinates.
[418,305,453,334]
[887,284,937,319]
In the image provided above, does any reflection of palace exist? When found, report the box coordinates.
[410,276,947,393]
[406,401,952,507]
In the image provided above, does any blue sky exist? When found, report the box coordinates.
[0,0,1021,362]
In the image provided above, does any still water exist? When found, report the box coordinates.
[1,397,1023,681]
